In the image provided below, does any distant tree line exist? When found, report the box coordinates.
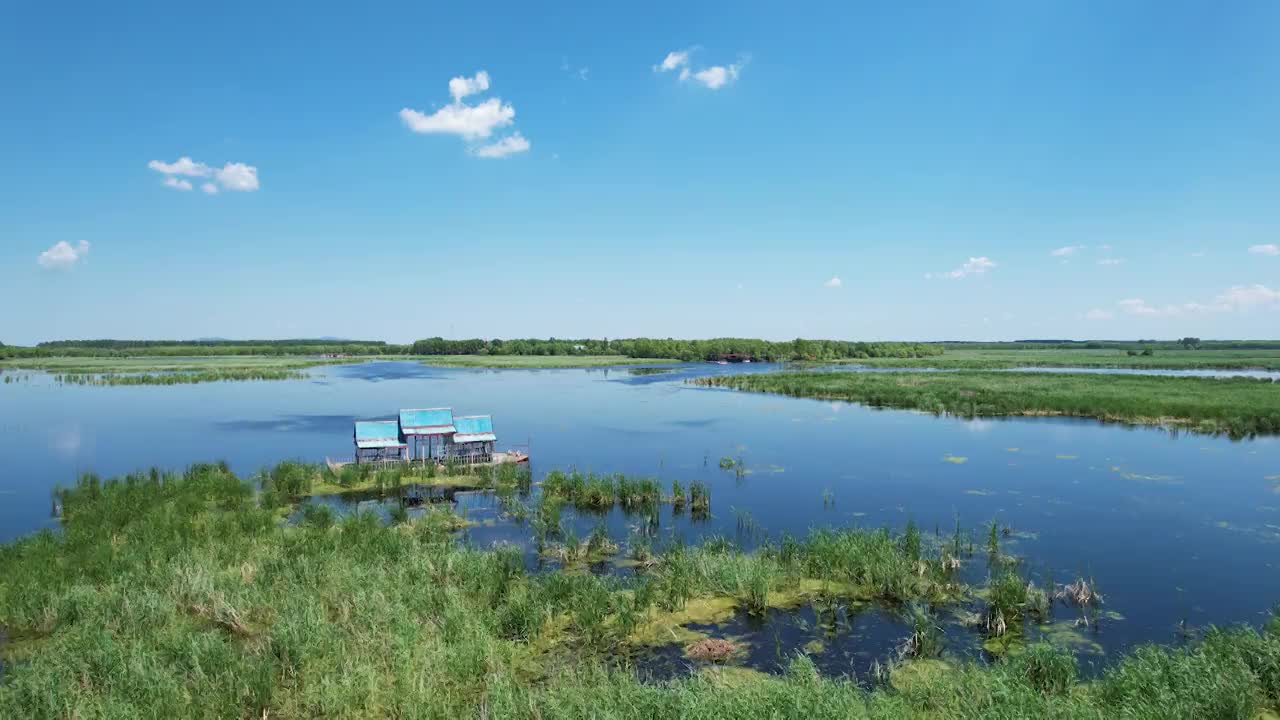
[409,337,943,362]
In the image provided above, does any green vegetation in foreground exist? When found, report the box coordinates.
[823,347,1280,370]
[419,354,680,368]
[694,370,1280,437]
[3,463,1280,718]
[255,459,533,507]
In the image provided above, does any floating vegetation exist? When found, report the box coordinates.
[942,455,969,465]
[1055,454,1078,460]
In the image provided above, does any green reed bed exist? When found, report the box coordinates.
[3,463,1280,718]
[693,370,1280,437]
[820,347,1280,370]
[259,459,533,506]
[53,368,309,385]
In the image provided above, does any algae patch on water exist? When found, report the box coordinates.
[942,455,969,465]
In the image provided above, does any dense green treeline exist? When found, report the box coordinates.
[3,463,1280,718]
[410,337,943,361]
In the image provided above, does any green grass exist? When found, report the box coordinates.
[693,370,1280,437]
[822,347,1280,370]
[4,462,1280,718]
[0,355,350,373]
[420,355,682,368]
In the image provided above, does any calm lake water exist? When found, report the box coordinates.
[2,360,1279,671]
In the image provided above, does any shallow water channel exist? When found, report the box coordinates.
[2,360,1279,677]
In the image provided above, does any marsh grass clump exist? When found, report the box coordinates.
[897,604,944,661]
[718,456,736,470]
[11,461,1280,718]
[689,481,711,517]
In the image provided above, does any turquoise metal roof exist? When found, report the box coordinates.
[452,415,496,443]
[399,408,455,435]
[354,420,405,449]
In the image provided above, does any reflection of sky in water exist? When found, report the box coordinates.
[1,361,1279,663]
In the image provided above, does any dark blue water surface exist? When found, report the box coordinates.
[2,360,1278,665]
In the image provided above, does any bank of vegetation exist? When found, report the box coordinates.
[694,371,1280,437]
[2,463,1280,717]
[839,347,1280,371]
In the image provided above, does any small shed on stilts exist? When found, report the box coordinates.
[448,415,497,464]
[353,420,407,464]
[398,408,456,461]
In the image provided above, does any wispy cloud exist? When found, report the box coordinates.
[654,48,747,89]
[400,70,529,158]
[37,240,90,270]
[1249,243,1279,256]
[654,49,691,73]
[472,132,531,158]
[1097,258,1124,266]
[560,57,589,80]
[926,256,996,280]
[149,156,259,192]
[1050,245,1085,257]
[1083,308,1114,321]
[823,276,842,288]
[1109,285,1280,318]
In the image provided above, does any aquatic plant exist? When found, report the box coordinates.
[670,480,685,510]
[718,456,736,470]
[689,481,711,516]
[898,604,944,660]
[903,517,921,562]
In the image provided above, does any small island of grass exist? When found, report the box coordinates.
[693,370,1280,437]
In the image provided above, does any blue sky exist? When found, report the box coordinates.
[2,1,1278,344]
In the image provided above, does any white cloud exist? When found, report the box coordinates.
[1213,284,1280,311]
[1111,284,1280,318]
[1050,245,1085,257]
[823,276,842,288]
[149,156,259,192]
[1083,308,1114,321]
[1097,258,1124,266]
[148,156,210,176]
[401,71,529,158]
[1118,298,1169,316]
[400,98,515,140]
[448,70,490,102]
[472,132,530,159]
[655,49,691,72]
[927,256,996,279]
[1249,243,1279,256]
[655,48,746,89]
[690,63,743,89]
[213,162,259,191]
[37,240,90,270]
